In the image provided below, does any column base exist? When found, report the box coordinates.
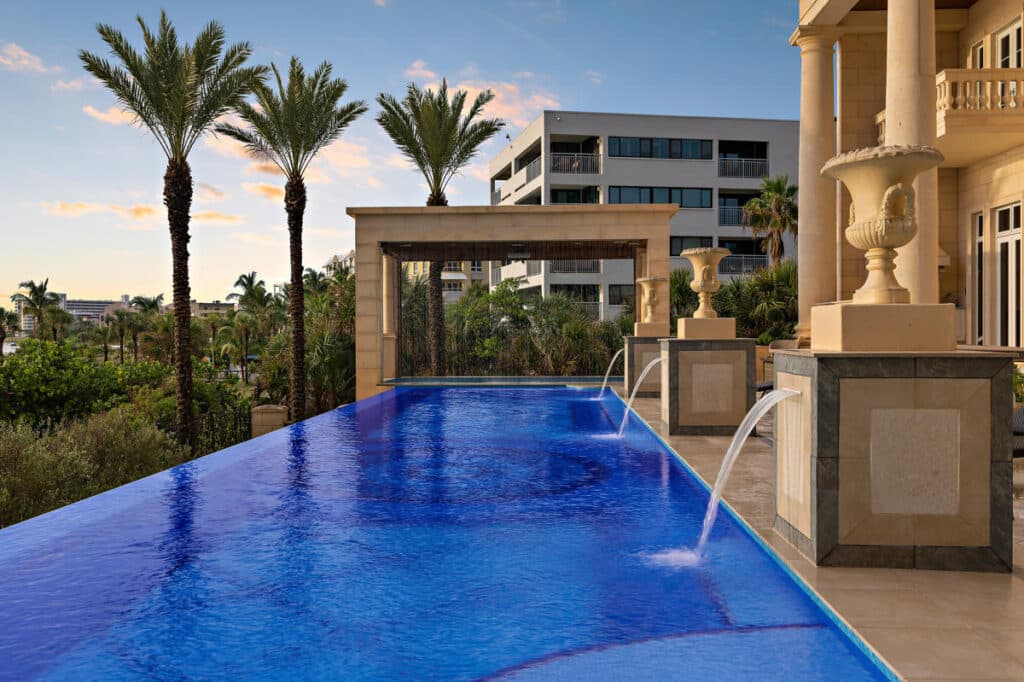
[634,321,670,337]
[660,338,755,435]
[624,336,665,398]
[773,349,1013,571]
[810,302,956,352]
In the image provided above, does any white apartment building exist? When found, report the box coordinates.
[486,111,799,321]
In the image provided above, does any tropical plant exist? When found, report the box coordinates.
[743,174,798,262]
[42,307,75,343]
[218,310,258,384]
[130,294,164,315]
[227,271,266,307]
[670,268,699,320]
[10,279,60,339]
[80,11,265,449]
[303,267,328,296]
[216,57,366,422]
[713,259,798,343]
[376,79,504,376]
[0,307,18,357]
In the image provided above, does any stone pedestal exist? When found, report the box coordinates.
[634,322,669,338]
[811,303,955,352]
[660,338,755,435]
[624,335,664,398]
[252,404,289,437]
[773,349,1014,571]
[677,317,735,340]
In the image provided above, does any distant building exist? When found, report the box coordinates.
[405,259,489,303]
[66,296,127,324]
[13,292,67,335]
[189,300,236,319]
[326,250,356,274]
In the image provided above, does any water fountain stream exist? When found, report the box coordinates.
[617,357,662,436]
[596,348,625,400]
[647,388,800,567]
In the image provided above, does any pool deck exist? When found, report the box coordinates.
[626,393,1024,682]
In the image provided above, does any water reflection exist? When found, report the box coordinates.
[159,464,201,575]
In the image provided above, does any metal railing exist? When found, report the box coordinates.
[491,189,502,205]
[526,260,543,276]
[719,206,750,226]
[579,301,601,319]
[718,254,768,275]
[549,259,600,273]
[549,152,600,174]
[524,157,542,183]
[718,157,768,178]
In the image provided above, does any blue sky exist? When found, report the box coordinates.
[0,0,799,302]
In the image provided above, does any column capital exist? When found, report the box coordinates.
[790,25,838,50]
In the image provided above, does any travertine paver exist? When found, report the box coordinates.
[626,393,1024,682]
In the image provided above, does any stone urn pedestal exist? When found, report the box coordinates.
[773,145,1014,571]
[660,247,755,435]
[624,277,669,398]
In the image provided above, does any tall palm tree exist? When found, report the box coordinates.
[91,320,116,363]
[303,267,329,297]
[130,294,164,315]
[43,307,74,343]
[0,307,19,357]
[743,174,798,263]
[218,311,258,384]
[376,80,504,376]
[112,309,132,364]
[80,11,265,448]
[217,57,366,421]
[227,271,265,308]
[11,279,61,339]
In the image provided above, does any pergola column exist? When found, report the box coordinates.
[794,28,838,340]
[886,0,939,303]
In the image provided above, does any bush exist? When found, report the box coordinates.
[0,406,189,528]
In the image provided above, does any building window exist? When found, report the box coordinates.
[442,281,462,292]
[670,236,713,255]
[609,186,712,208]
[551,188,581,204]
[996,203,1021,232]
[471,260,482,272]
[608,136,712,160]
[444,261,461,272]
[608,284,635,306]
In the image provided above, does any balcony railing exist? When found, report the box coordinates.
[718,157,768,178]
[549,152,600,174]
[524,157,542,183]
[718,254,768,276]
[526,260,543,276]
[719,206,750,226]
[491,189,502,205]
[579,301,601,319]
[938,67,1024,113]
[549,259,600,274]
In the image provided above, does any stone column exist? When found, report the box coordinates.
[885,0,939,304]
[381,253,396,336]
[794,28,838,340]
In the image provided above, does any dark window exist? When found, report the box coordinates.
[639,138,651,157]
[681,188,712,208]
[670,139,682,159]
[609,186,620,203]
[609,137,619,156]
[607,136,711,160]
[610,186,712,208]
[620,137,640,157]
[670,236,713,255]
[652,138,670,158]
[652,187,670,204]
[671,188,682,205]
[719,238,761,255]
[551,188,582,204]
[608,284,635,306]
[619,186,640,203]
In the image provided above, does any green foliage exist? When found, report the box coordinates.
[711,259,799,343]
[1013,367,1024,403]
[0,339,172,427]
[743,174,798,262]
[0,406,190,528]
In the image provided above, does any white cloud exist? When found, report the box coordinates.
[584,69,602,85]
[0,43,60,73]
[374,0,387,5]
[512,70,538,79]
[428,77,559,128]
[51,77,92,92]
[320,138,371,176]
[308,227,351,238]
[366,176,382,188]
[385,153,413,170]
[83,105,135,126]
[404,59,436,81]
[195,183,226,203]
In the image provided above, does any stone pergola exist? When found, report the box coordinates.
[347,205,676,400]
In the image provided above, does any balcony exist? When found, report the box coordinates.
[579,301,601,320]
[491,189,502,205]
[549,152,600,174]
[719,206,750,226]
[549,259,600,274]
[718,254,768,276]
[524,157,542,184]
[875,68,1024,166]
[718,157,768,178]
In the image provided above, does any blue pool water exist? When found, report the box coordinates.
[0,387,892,680]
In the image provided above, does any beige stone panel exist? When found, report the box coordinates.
[843,503,916,546]
[678,350,746,426]
[839,457,875,542]
[869,408,960,516]
[839,379,916,461]
[638,349,661,391]
[811,303,957,352]
[677,317,736,339]
[776,372,813,537]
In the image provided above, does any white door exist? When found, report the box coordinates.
[996,203,1022,346]
[997,21,1023,106]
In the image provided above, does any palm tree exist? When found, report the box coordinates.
[90,320,116,363]
[0,307,19,357]
[216,57,366,421]
[218,311,257,384]
[130,294,164,315]
[43,307,74,343]
[112,309,132,364]
[743,174,798,263]
[376,80,504,376]
[303,268,329,297]
[227,271,265,308]
[11,279,61,339]
[80,11,265,449]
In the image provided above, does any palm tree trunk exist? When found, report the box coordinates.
[426,192,447,376]
[133,333,139,362]
[102,343,109,363]
[119,333,125,364]
[286,176,307,421]
[242,332,249,384]
[165,159,196,450]
[0,332,5,357]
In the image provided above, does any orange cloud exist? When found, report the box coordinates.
[52,77,92,92]
[194,210,243,224]
[385,153,412,170]
[427,78,558,129]
[83,105,135,126]
[404,59,436,81]
[321,139,371,176]
[243,183,285,201]
[42,200,158,220]
[0,43,60,73]
[245,161,332,184]
[366,176,382,188]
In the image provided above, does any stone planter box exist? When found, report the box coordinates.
[624,336,665,398]
[659,338,756,435]
[252,404,289,437]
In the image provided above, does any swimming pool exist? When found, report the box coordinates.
[0,387,893,680]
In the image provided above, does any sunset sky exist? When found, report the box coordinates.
[1,0,799,302]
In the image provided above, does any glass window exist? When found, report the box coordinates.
[609,137,619,156]
[471,260,482,272]
[670,236,713,254]
[639,138,651,157]
[443,281,462,292]
[680,188,712,208]
[671,188,682,205]
[621,137,640,156]
[608,284,635,306]
[670,139,682,159]
[652,138,670,159]
[619,186,640,203]
[551,188,582,204]
[609,186,620,203]
[652,187,670,204]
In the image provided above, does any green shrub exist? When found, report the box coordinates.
[0,406,189,528]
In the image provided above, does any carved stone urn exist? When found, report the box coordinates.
[680,247,731,318]
[821,144,943,304]
[635,277,666,324]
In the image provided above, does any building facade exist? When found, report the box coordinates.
[794,0,1024,346]
[405,259,489,303]
[486,111,799,320]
